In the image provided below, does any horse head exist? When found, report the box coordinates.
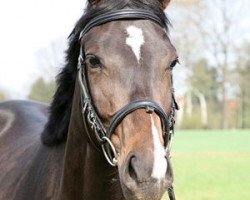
[42,1,178,199]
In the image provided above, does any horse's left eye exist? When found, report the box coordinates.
[169,58,179,70]
[86,55,103,69]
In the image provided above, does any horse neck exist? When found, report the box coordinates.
[59,83,123,200]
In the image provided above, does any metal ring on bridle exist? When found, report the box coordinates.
[101,136,118,167]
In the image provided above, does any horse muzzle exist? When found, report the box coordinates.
[118,151,168,200]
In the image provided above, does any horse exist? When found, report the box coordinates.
[0,0,179,199]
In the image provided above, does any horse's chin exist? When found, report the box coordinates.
[120,180,166,200]
[119,164,167,200]
[117,151,168,200]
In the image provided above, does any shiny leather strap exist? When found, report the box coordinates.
[106,99,169,140]
[79,9,166,39]
[168,186,176,200]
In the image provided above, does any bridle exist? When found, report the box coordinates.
[77,8,178,200]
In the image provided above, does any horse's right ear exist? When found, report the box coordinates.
[158,0,171,9]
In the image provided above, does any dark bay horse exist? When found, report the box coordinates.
[0,0,179,200]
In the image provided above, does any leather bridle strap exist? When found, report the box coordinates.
[79,8,166,39]
[106,100,170,142]
[78,57,107,144]
[100,100,172,166]
[168,186,176,200]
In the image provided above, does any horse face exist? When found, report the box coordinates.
[82,20,177,200]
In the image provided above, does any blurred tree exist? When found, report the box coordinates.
[171,0,249,129]
[192,0,248,129]
[29,77,56,103]
[35,37,66,80]
[32,38,65,104]
[236,44,250,128]
[171,0,204,127]
[0,91,6,101]
[191,59,218,100]
[190,59,219,127]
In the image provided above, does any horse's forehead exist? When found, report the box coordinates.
[84,20,171,55]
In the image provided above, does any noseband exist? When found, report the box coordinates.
[77,9,178,200]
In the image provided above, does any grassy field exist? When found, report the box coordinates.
[162,129,250,200]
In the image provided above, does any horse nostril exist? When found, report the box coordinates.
[128,156,137,181]
[125,152,153,183]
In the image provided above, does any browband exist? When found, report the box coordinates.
[79,9,166,39]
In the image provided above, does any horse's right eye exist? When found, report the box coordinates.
[86,55,103,69]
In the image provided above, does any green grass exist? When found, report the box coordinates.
[162,130,250,200]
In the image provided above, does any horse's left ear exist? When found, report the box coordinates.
[88,0,101,4]
[158,0,171,9]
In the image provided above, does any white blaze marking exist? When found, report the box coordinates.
[126,25,145,62]
[150,115,167,179]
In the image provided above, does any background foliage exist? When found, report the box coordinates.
[28,77,56,104]
[0,91,6,101]
[171,0,250,129]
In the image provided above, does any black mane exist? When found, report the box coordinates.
[41,0,170,146]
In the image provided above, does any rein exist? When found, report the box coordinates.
[76,8,178,200]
